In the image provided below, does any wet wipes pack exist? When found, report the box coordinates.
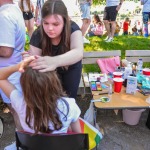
[126,76,137,94]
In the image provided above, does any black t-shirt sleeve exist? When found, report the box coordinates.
[71,21,80,34]
[30,28,42,49]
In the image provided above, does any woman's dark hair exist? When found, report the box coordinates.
[40,0,71,56]
[20,68,69,134]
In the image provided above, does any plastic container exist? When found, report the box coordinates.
[122,109,145,125]
[108,84,112,97]
[143,68,150,76]
[126,76,137,94]
[124,63,132,79]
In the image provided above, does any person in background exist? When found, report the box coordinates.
[114,22,121,36]
[141,0,150,37]
[103,0,124,42]
[35,0,47,27]
[123,17,131,35]
[0,57,81,149]
[87,14,103,37]
[18,0,34,38]
[0,0,26,149]
[78,0,93,43]
[132,25,139,36]
[23,0,83,99]
[136,21,142,35]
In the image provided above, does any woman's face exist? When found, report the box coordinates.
[42,14,64,40]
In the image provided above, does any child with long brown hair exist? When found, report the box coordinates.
[0,56,81,135]
[87,14,103,37]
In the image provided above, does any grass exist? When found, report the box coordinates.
[83,35,150,72]
[24,34,150,72]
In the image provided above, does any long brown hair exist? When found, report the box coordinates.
[40,0,71,56]
[20,0,31,12]
[20,67,68,134]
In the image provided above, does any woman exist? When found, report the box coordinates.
[18,0,34,38]
[24,0,83,99]
[0,56,81,135]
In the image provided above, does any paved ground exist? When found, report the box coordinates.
[0,95,150,150]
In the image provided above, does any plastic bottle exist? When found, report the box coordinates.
[108,84,112,98]
[124,63,132,79]
[137,58,143,74]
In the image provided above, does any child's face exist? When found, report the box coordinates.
[92,19,97,24]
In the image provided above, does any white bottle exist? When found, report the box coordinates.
[108,84,112,99]
[137,58,143,74]
[124,63,132,79]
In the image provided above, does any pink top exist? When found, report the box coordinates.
[97,56,120,74]
[93,24,103,35]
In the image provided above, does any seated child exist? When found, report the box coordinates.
[114,22,121,36]
[87,14,103,37]
[0,56,81,135]
[132,26,139,36]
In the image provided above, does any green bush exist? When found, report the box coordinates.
[25,32,30,51]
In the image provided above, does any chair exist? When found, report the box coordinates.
[15,131,89,150]
[0,116,3,138]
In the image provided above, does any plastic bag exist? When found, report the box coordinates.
[84,101,94,125]
[137,74,150,89]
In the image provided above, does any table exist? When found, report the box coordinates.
[91,84,150,127]
[93,86,150,109]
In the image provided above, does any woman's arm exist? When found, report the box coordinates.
[18,0,22,10]
[31,3,34,13]
[30,30,83,72]
[22,45,42,60]
[70,118,81,133]
[35,6,39,22]
[141,0,144,5]
[0,56,35,98]
[0,64,20,98]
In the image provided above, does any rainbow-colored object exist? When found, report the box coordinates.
[79,118,103,150]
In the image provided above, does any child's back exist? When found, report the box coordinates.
[123,18,131,35]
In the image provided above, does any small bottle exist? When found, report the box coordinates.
[121,67,125,79]
[108,84,112,98]
[137,58,143,74]
[124,63,132,79]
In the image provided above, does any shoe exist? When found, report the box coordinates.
[83,37,90,44]
[106,37,113,42]
[4,142,17,150]
[104,36,109,41]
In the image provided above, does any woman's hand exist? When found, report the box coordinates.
[29,56,58,72]
[22,51,31,60]
[19,56,35,73]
